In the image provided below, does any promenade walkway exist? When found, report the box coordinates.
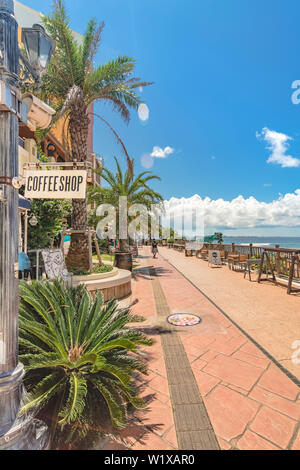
[160,246,300,381]
[101,247,300,451]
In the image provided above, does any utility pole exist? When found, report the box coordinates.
[0,0,49,450]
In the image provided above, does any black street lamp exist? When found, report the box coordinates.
[0,0,54,450]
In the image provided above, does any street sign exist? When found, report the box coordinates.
[25,170,87,199]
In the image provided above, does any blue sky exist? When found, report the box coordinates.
[18,0,300,235]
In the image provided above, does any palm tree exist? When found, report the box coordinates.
[41,0,152,271]
[88,158,164,252]
[19,280,152,448]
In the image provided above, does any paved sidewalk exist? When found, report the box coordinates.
[160,246,300,380]
[102,248,300,451]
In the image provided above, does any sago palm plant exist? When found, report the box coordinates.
[18,280,152,448]
[41,0,152,271]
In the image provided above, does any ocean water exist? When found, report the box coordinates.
[221,237,300,249]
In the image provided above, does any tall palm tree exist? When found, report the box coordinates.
[88,158,164,252]
[41,0,152,271]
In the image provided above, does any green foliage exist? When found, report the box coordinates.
[18,280,152,448]
[204,233,224,243]
[27,199,71,251]
[93,264,114,274]
[71,264,113,276]
[215,233,224,244]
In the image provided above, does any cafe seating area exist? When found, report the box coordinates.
[163,240,300,295]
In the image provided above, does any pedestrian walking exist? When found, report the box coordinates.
[152,240,159,259]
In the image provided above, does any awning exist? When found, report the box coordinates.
[19,195,31,210]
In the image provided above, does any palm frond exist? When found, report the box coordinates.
[91,112,133,177]
[59,374,87,424]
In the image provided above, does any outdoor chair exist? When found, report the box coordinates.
[199,248,208,260]
[41,249,73,286]
[18,252,32,280]
[219,250,226,264]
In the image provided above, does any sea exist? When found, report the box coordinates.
[221,237,300,250]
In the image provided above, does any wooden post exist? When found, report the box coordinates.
[275,245,281,276]
[232,243,235,253]
[258,251,265,283]
[265,252,276,282]
[249,244,253,258]
[60,230,66,258]
[94,235,103,266]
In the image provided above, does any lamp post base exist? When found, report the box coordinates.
[0,415,50,450]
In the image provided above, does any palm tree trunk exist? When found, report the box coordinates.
[65,100,91,272]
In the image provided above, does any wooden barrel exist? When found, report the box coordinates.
[114,252,133,272]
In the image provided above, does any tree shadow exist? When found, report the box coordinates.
[149,266,173,277]
[101,387,164,449]
[135,325,173,336]
[132,266,172,281]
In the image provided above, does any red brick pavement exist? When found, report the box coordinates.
[103,248,300,451]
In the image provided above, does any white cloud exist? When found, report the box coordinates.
[257,127,300,168]
[160,190,300,235]
[150,146,175,159]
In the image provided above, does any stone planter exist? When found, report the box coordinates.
[72,267,132,302]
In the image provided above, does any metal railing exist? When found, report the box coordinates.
[169,242,300,280]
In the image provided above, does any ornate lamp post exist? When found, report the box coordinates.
[0,0,53,449]
[21,23,55,89]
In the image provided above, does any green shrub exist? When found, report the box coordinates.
[93,264,113,274]
[71,264,114,276]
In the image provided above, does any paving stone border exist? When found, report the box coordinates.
[149,268,220,450]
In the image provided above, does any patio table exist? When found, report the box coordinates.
[243,259,261,281]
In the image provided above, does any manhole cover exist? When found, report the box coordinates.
[167,313,202,327]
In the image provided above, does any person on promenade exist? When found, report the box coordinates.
[152,240,159,259]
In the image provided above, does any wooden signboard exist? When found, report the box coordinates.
[208,250,222,267]
[25,170,87,199]
[41,249,68,281]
